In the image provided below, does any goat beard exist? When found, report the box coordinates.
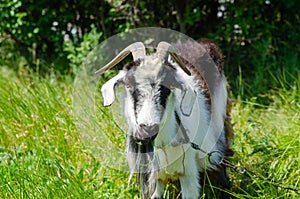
[127,135,158,198]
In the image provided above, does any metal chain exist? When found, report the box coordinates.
[220,158,299,193]
[190,142,299,194]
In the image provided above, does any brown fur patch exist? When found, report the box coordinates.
[199,39,224,74]
[174,39,234,155]
[198,39,234,155]
[175,56,211,107]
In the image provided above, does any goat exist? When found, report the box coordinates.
[95,40,234,199]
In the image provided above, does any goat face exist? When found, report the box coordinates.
[99,45,187,143]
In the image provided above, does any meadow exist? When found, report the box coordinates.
[0,66,299,199]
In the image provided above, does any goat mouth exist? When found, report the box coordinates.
[137,133,158,143]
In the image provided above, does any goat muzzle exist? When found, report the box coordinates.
[135,124,159,143]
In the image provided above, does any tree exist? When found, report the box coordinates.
[1,0,299,98]
[0,0,112,72]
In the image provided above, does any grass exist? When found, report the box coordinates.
[0,66,299,198]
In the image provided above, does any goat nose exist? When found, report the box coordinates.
[137,123,159,141]
[139,124,159,134]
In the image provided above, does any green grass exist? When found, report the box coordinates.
[0,66,299,198]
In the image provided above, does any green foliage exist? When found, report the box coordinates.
[0,0,112,70]
[230,88,300,198]
[213,0,300,100]
[0,37,27,70]
[63,25,103,75]
[1,0,299,99]
[0,67,139,198]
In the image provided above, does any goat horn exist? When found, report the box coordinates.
[95,42,146,75]
[156,41,191,75]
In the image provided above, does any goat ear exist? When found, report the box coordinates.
[101,70,126,106]
[173,70,197,116]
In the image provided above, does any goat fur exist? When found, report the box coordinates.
[99,40,234,199]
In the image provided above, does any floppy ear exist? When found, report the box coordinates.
[173,70,197,117]
[101,70,126,106]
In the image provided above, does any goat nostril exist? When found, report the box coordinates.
[139,124,159,133]
[137,124,159,142]
[139,124,147,129]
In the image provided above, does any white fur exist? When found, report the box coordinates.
[101,70,126,106]
[155,93,177,147]
[136,94,161,126]
[151,68,211,198]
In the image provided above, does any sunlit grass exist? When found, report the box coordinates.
[0,67,299,198]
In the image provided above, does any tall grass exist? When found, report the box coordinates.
[0,66,299,198]
[0,67,138,198]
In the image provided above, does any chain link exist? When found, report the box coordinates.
[220,158,299,193]
[190,142,299,194]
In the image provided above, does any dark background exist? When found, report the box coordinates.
[1,0,299,101]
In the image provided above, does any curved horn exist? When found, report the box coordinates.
[95,42,146,75]
[156,41,191,75]
[156,41,173,60]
